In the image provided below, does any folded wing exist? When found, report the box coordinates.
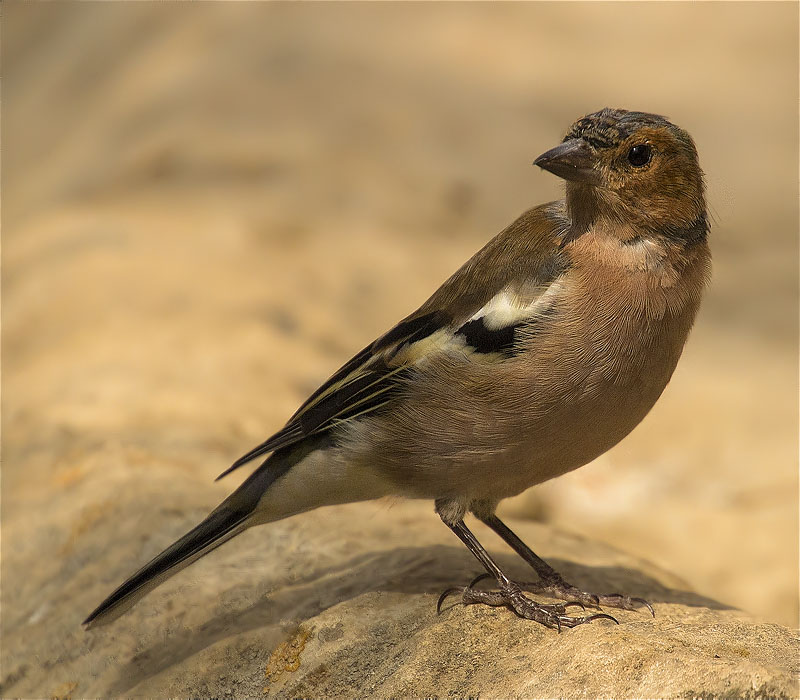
[218,204,568,480]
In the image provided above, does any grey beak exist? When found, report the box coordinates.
[533,139,602,185]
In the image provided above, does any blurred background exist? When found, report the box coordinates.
[3,0,797,651]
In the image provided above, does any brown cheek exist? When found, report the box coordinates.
[606,167,628,190]
[645,165,702,225]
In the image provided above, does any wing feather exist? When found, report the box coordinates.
[216,311,447,479]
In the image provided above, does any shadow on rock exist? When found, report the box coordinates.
[105,543,731,695]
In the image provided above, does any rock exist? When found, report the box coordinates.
[1,495,797,698]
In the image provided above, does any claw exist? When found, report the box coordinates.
[585,612,619,625]
[436,587,463,615]
[469,572,493,588]
[561,600,587,612]
[635,597,656,617]
[556,611,619,628]
[601,593,655,617]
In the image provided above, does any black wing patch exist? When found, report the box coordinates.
[455,318,521,356]
[217,310,446,480]
[453,298,560,356]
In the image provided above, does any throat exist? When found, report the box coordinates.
[561,184,598,247]
[562,183,708,252]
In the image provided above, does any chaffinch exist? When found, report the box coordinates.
[85,108,710,630]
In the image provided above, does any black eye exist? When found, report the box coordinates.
[627,144,652,167]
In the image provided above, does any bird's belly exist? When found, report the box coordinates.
[501,371,668,492]
[487,330,688,497]
[341,305,695,504]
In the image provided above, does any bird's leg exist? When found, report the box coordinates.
[477,513,654,616]
[437,515,617,630]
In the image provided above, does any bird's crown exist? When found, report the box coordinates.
[564,109,669,149]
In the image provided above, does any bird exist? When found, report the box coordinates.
[84,108,710,631]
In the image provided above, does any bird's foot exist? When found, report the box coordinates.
[524,576,654,616]
[468,572,655,616]
[437,576,618,631]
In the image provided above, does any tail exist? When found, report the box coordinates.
[82,447,298,628]
[83,432,390,628]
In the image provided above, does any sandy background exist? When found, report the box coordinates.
[3,3,798,688]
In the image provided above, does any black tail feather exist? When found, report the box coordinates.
[83,448,300,627]
[83,500,250,627]
[84,435,334,628]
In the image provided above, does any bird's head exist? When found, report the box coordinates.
[535,108,706,240]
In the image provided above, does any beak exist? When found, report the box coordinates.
[533,138,602,185]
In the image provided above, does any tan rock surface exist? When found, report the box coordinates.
[3,4,798,697]
[3,494,798,698]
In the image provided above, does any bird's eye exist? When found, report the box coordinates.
[627,144,652,167]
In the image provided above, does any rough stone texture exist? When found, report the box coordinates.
[3,4,798,698]
[2,497,798,698]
